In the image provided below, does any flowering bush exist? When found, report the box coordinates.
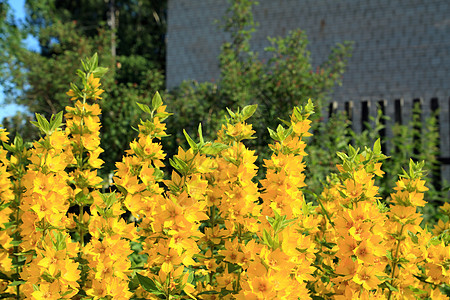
[0,55,449,299]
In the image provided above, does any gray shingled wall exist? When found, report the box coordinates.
[167,0,450,186]
[167,0,450,99]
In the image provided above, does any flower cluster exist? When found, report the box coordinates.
[0,130,14,294]
[0,55,448,299]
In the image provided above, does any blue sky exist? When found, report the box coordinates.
[0,0,39,123]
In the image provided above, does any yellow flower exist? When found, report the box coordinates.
[220,239,244,265]
[157,245,182,274]
[81,134,100,151]
[337,235,357,258]
[37,247,67,277]
[0,128,9,142]
[248,276,276,298]
[373,162,385,177]
[353,240,376,265]
[344,179,363,199]
[86,279,107,299]
[292,119,312,136]
[60,258,81,287]
[85,73,104,101]
[31,281,61,300]
[353,266,380,290]
[433,219,449,236]
[66,88,78,100]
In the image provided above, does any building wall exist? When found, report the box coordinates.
[167,0,450,101]
[166,0,450,184]
[166,0,228,88]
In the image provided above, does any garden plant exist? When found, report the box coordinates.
[0,55,449,299]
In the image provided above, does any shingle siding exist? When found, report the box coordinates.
[167,0,450,185]
[167,0,450,102]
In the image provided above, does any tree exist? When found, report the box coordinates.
[0,0,167,175]
[164,0,353,181]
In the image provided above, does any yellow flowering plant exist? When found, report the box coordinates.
[0,55,449,299]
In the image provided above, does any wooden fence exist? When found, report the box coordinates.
[323,97,450,190]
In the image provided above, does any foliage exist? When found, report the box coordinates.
[0,0,166,177]
[352,103,445,222]
[304,112,354,200]
[165,0,447,226]
[164,0,353,166]
[305,103,446,225]
[0,56,449,299]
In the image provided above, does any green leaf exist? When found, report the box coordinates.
[201,142,228,155]
[241,104,257,121]
[293,107,302,121]
[198,290,220,295]
[262,229,273,247]
[0,271,10,281]
[305,99,315,114]
[373,138,381,154]
[336,151,348,162]
[49,111,64,134]
[187,271,194,284]
[198,123,204,145]
[284,126,293,140]
[92,67,108,78]
[9,280,25,286]
[151,92,163,110]
[153,168,165,181]
[276,124,284,135]
[268,128,279,141]
[9,240,21,246]
[70,82,82,98]
[227,263,241,273]
[385,281,398,292]
[136,273,161,294]
[429,236,441,246]
[272,218,281,234]
[277,116,291,126]
[170,157,189,175]
[136,102,153,115]
[115,185,128,197]
[100,192,118,209]
[76,69,85,80]
[398,257,409,263]
[375,275,395,281]
[183,129,198,151]
[2,142,14,152]
[407,230,419,244]
[386,250,393,261]
[226,107,235,118]
[35,113,50,134]
[81,60,88,73]
[90,53,99,71]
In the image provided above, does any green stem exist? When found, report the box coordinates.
[209,205,216,285]
[79,205,84,247]
[235,271,241,293]
[387,224,405,300]
[12,153,25,300]
[75,93,88,245]
[14,177,22,300]
[78,93,87,170]
[316,196,334,229]
[235,223,243,293]
[166,273,171,299]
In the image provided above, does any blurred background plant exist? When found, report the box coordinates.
[352,103,447,225]
[0,0,446,221]
[164,0,353,178]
